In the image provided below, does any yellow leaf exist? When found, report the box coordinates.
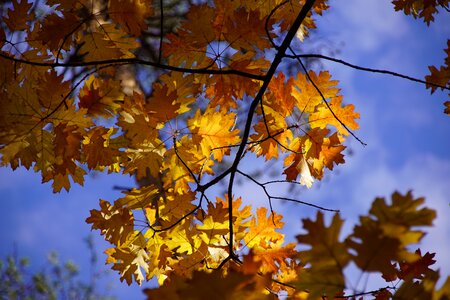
[245,207,284,249]
[291,71,340,114]
[188,107,240,161]
[309,96,360,136]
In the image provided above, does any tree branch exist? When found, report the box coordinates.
[0,52,265,81]
[288,48,367,146]
[289,53,450,91]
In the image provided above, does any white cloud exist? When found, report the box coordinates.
[321,0,409,54]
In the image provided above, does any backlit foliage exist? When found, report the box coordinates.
[1,0,449,298]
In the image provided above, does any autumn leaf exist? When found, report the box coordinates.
[309,96,360,136]
[346,191,436,278]
[146,84,180,124]
[394,269,450,300]
[188,107,240,161]
[30,13,80,53]
[244,207,284,248]
[293,212,349,299]
[397,249,436,280]
[3,0,34,31]
[250,111,293,160]
[445,100,450,115]
[144,267,274,300]
[291,70,340,114]
[108,0,153,36]
[79,75,124,117]
[107,231,150,285]
[392,0,444,25]
[82,127,122,171]
[2,0,449,298]
[86,200,134,245]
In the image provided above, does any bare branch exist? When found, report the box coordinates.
[288,47,367,146]
[0,53,266,81]
[289,53,450,91]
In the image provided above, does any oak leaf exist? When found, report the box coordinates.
[346,191,436,279]
[86,200,134,245]
[108,0,152,36]
[3,0,34,31]
[293,212,349,299]
[397,249,436,280]
[309,96,360,136]
[79,75,124,117]
[244,207,284,249]
[188,107,240,161]
[291,70,340,114]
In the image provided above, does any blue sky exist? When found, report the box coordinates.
[1,0,449,298]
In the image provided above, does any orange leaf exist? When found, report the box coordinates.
[108,0,153,36]
[309,96,360,136]
[291,70,340,114]
[398,249,436,280]
[3,0,33,31]
[188,107,240,161]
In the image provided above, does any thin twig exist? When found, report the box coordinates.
[289,53,450,91]
[0,53,265,81]
[288,47,367,146]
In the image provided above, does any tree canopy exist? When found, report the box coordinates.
[1,0,449,298]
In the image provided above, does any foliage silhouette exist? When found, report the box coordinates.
[1,0,449,298]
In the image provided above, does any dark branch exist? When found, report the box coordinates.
[290,53,450,91]
[0,52,266,81]
[288,47,367,146]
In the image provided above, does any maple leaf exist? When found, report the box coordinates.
[51,122,84,190]
[118,92,159,145]
[144,254,274,300]
[123,142,165,180]
[250,111,293,160]
[146,84,180,124]
[267,72,296,116]
[158,190,197,226]
[445,100,450,115]
[76,23,138,61]
[182,4,218,47]
[223,8,272,52]
[394,269,450,300]
[2,0,448,297]
[155,72,200,115]
[253,240,298,275]
[77,31,122,61]
[163,31,214,68]
[392,0,445,25]
[108,231,150,285]
[284,153,315,188]
[114,184,160,210]
[425,65,450,93]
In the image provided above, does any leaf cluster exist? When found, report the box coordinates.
[1,0,449,299]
